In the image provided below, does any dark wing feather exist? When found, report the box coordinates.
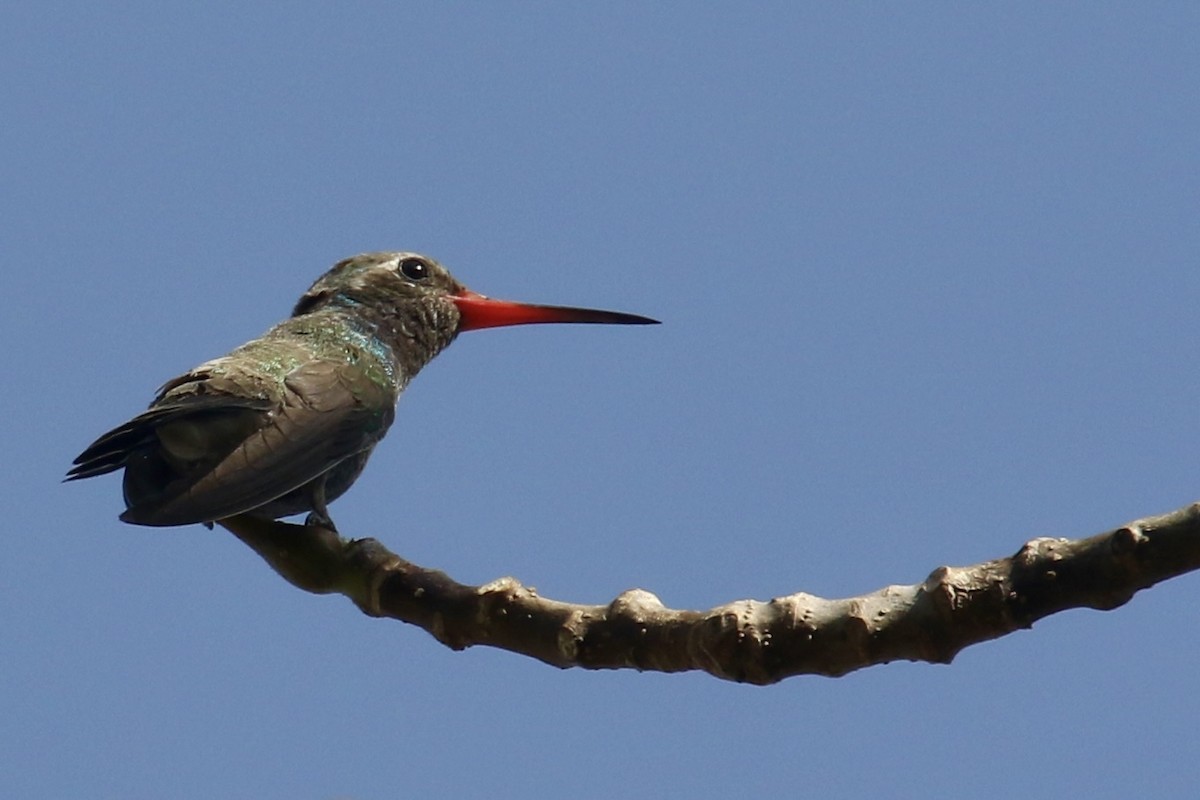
[66,394,274,481]
[120,359,395,526]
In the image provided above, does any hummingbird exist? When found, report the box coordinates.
[67,252,658,531]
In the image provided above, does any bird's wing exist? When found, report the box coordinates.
[66,393,275,481]
[118,359,396,526]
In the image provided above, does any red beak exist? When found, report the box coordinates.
[452,291,660,331]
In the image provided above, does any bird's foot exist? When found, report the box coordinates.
[304,509,338,533]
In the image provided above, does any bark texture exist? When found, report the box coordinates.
[219,502,1200,685]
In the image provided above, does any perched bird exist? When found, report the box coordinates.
[67,252,657,530]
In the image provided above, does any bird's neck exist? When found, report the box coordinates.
[307,300,461,389]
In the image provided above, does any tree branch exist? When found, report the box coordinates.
[217,502,1200,685]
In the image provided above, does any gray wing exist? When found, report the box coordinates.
[77,360,396,526]
[67,393,273,482]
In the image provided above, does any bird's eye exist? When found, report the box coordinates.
[398,258,429,281]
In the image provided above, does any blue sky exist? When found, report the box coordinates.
[4,4,1199,798]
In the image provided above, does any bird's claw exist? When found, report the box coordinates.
[304,510,337,533]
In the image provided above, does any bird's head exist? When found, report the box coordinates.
[293,252,465,317]
[294,251,659,332]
